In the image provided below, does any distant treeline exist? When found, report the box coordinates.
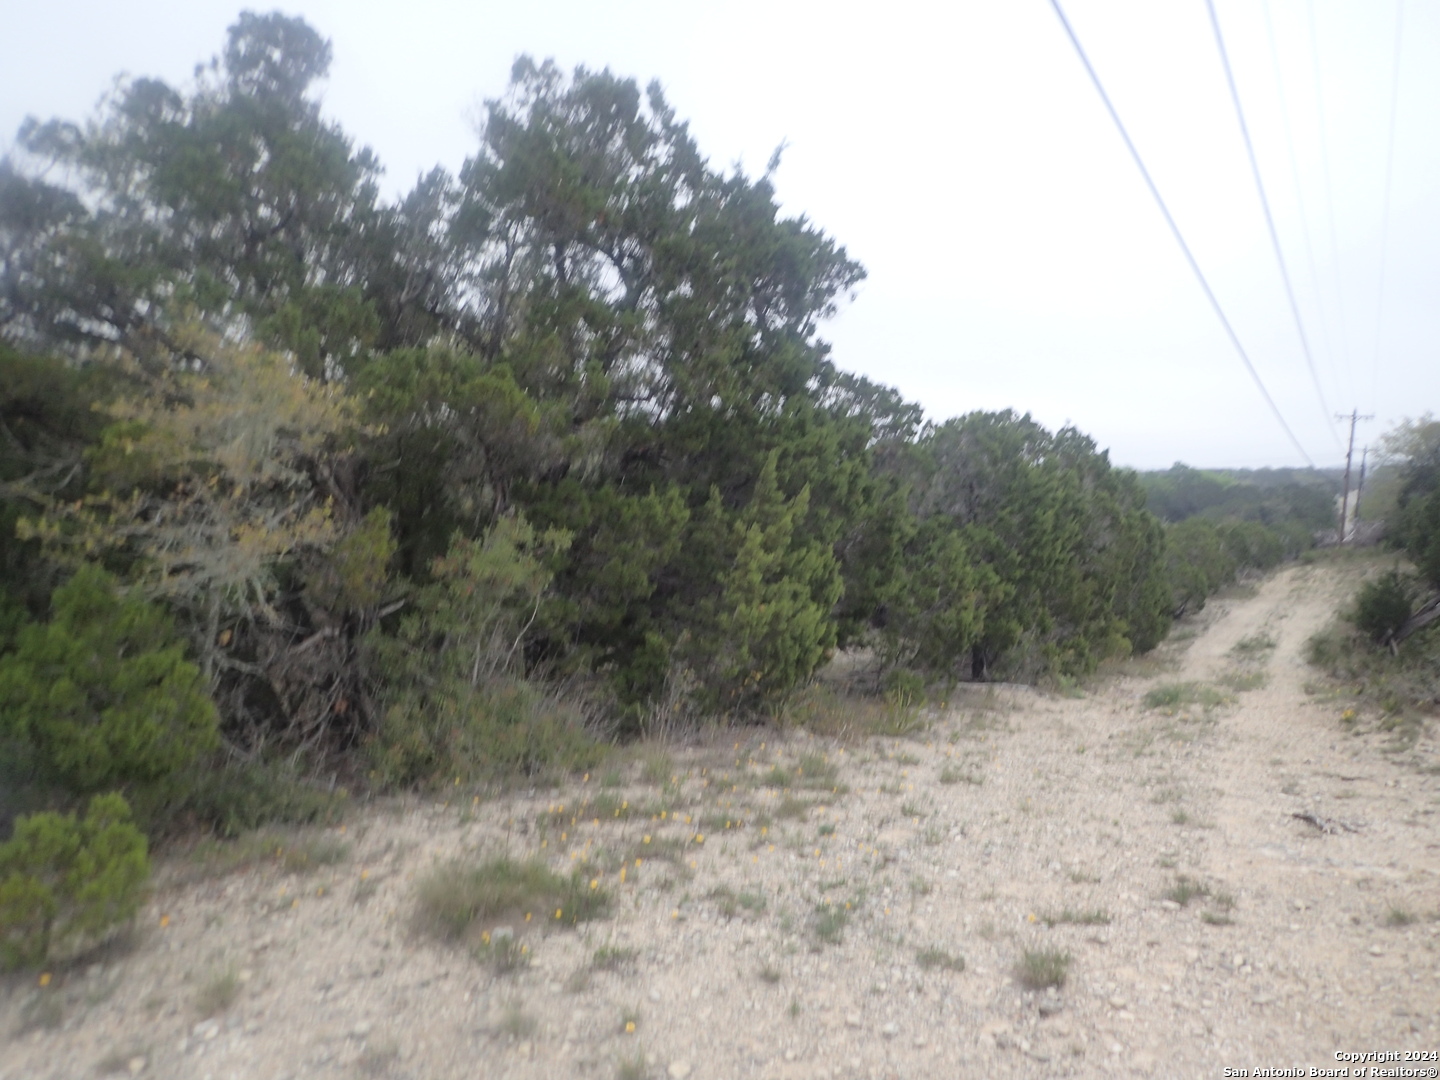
[1136,464,1337,615]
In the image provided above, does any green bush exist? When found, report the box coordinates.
[0,564,218,802]
[0,792,149,969]
[1352,570,1413,643]
[371,675,604,787]
[168,760,348,839]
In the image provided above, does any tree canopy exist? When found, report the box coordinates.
[0,12,1274,800]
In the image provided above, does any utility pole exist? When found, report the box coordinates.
[1355,446,1368,526]
[1336,410,1373,544]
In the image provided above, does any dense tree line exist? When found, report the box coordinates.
[2,12,1323,961]
[0,15,1300,923]
[1136,463,1333,615]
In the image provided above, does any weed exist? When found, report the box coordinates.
[195,966,240,1016]
[782,684,923,740]
[909,877,933,897]
[474,935,528,974]
[795,753,838,786]
[1039,908,1110,927]
[788,996,801,1018]
[915,946,965,972]
[758,963,782,984]
[592,945,639,971]
[1163,876,1210,907]
[900,803,925,818]
[811,900,852,945]
[590,793,636,820]
[1068,869,1100,884]
[1384,907,1417,928]
[708,885,740,918]
[184,827,349,881]
[1171,809,1192,826]
[1015,948,1071,990]
[1219,670,1268,692]
[1143,682,1230,712]
[737,890,767,914]
[938,765,982,786]
[615,1048,648,1080]
[414,856,609,941]
[639,749,674,786]
[775,796,812,820]
[1200,910,1234,926]
[761,765,792,788]
[1230,632,1277,658]
[498,1000,537,1038]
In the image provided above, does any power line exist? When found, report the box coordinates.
[1306,0,1354,405]
[1258,0,1346,413]
[1371,0,1405,411]
[1204,0,1343,453]
[1044,0,1316,467]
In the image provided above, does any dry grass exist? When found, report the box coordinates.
[414,856,609,941]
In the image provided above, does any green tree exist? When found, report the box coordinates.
[0,792,149,969]
[0,564,217,801]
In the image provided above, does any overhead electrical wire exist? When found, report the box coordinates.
[1203,0,1343,453]
[1044,0,1316,466]
[1259,0,1347,415]
[1371,0,1405,410]
[1306,0,1354,405]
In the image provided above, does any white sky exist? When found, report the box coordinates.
[4,0,1436,470]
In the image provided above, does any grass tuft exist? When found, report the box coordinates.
[1143,682,1230,711]
[915,946,965,972]
[414,856,609,941]
[195,966,241,1016]
[1015,948,1071,990]
[1163,875,1210,907]
[1039,908,1110,927]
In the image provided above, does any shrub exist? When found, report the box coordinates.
[0,564,217,802]
[170,759,347,839]
[0,792,149,969]
[1352,570,1413,644]
[371,675,604,787]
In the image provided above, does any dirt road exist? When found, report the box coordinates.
[4,558,1437,1079]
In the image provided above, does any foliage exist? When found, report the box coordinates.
[167,760,348,840]
[0,793,149,969]
[1352,570,1414,644]
[0,14,1237,778]
[1139,463,1336,531]
[0,563,217,802]
[892,411,1169,680]
[367,518,603,785]
[1384,415,1440,589]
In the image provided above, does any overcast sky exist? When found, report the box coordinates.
[4,0,1436,470]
